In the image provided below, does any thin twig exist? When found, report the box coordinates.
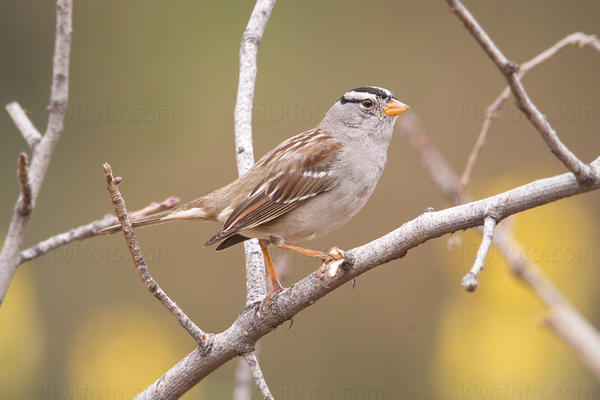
[233,0,277,306]
[399,114,600,380]
[0,0,73,306]
[18,197,180,265]
[447,0,595,183]
[103,162,207,346]
[5,102,42,149]
[243,352,274,400]
[17,153,32,216]
[457,32,600,201]
[136,156,600,399]
[461,216,496,292]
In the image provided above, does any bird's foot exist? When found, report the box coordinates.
[258,282,286,316]
[316,247,345,279]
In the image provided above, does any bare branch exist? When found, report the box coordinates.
[5,102,42,148]
[18,197,179,265]
[233,0,277,306]
[243,352,274,400]
[447,0,596,183]
[103,163,207,346]
[458,32,600,201]
[135,157,600,399]
[462,216,496,291]
[16,153,32,216]
[400,115,600,380]
[0,0,73,305]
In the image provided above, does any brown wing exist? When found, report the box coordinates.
[204,129,341,247]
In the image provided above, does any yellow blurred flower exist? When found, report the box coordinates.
[0,268,44,399]
[67,304,202,399]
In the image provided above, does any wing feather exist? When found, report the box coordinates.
[204,129,341,247]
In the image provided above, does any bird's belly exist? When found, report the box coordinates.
[242,180,376,243]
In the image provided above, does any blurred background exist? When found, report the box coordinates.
[1,1,600,399]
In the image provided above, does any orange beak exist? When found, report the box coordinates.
[382,98,410,116]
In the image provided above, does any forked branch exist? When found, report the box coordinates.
[457,32,600,202]
[447,0,596,183]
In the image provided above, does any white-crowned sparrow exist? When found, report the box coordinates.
[102,86,409,303]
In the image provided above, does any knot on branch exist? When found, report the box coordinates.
[17,153,32,216]
[461,273,478,292]
[242,30,262,46]
[47,99,67,114]
[234,342,255,356]
[503,61,519,74]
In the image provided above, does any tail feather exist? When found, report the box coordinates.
[99,197,220,234]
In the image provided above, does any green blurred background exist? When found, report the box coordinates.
[1,1,600,399]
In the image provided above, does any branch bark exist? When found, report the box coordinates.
[462,216,496,291]
[447,0,596,183]
[0,0,73,305]
[135,156,600,399]
[6,102,42,149]
[234,0,277,306]
[16,153,32,217]
[243,352,274,400]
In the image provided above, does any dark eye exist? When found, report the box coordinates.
[360,99,375,110]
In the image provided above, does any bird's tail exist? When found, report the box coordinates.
[98,197,221,234]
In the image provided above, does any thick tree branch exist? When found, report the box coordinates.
[462,216,496,291]
[18,197,179,265]
[399,115,600,380]
[5,102,42,149]
[103,163,207,346]
[458,32,600,202]
[234,0,277,306]
[447,0,596,183]
[135,156,600,399]
[0,0,73,305]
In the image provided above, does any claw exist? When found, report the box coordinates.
[317,262,326,279]
[257,286,285,316]
[317,254,345,280]
[327,246,344,260]
[327,258,344,278]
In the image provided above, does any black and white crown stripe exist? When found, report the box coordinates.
[339,86,396,104]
